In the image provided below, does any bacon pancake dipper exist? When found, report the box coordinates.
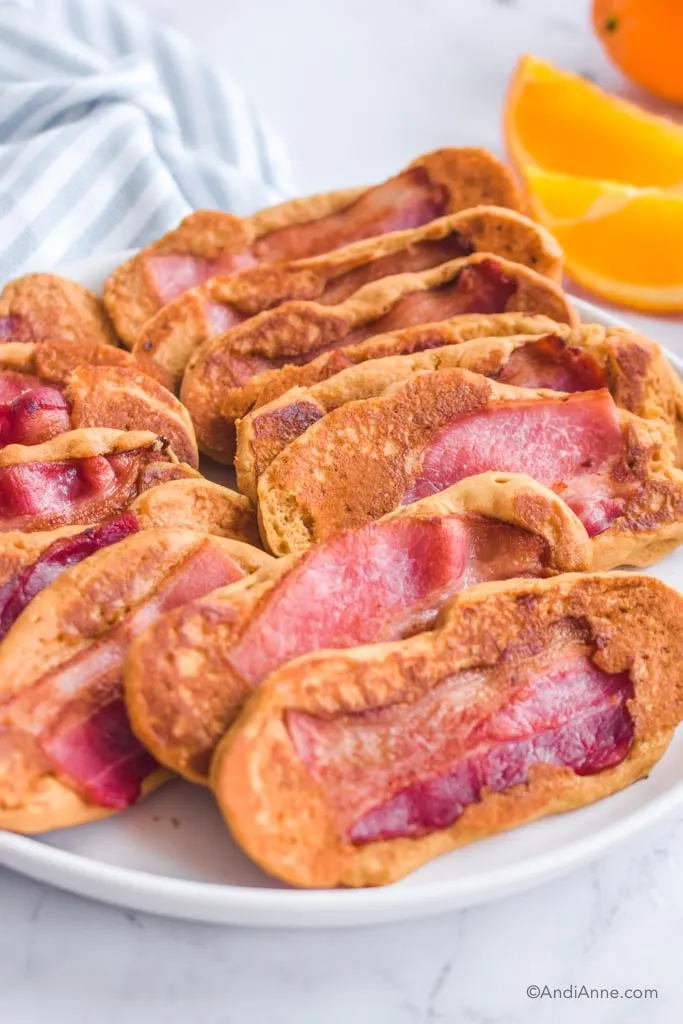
[0,478,260,641]
[132,207,561,388]
[0,529,273,833]
[257,367,683,569]
[0,428,196,533]
[181,254,577,462]
[0,274,117,347]
[104,148,524,345]
[237,325,683,501]
[0,356,198,467]
[124,473,590,783]
[213,573,683,887]
[66,365,198,467]
[241,312,563,412]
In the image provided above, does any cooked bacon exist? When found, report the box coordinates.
[223,352,291,389]
[0,446,164,532]
[0,371,45,404]
[287,646,634,843]
[0,513,140,640]
[230,517,463,685]
[346,259,517,343]
[7,542,247,809]
[229,515,551,687]
[0,387,71,449]
[320,233,475,306]
[148,251,257,305]
[404,391,629,535]
[1,456,113,518]
[204,299,246,334]
[497,335,607,392]
[555,476,628,539]
[41,697,157,812]
[254,168,448,264]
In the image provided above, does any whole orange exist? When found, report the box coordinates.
[593,1,683,104]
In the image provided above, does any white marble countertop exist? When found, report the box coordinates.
[2,1,682,1021]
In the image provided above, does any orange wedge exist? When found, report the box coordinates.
[506,55,683,189]
[525,167,683,310]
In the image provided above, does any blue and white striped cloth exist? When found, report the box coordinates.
[0,0,294,281]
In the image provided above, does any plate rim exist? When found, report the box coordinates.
[1,256,682,927]
[2,762,683,927]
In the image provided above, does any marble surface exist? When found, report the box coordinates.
[2,1,683,1021]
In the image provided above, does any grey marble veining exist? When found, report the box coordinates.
[2,2,682,1021]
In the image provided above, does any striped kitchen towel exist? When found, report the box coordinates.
[0,0,294,281]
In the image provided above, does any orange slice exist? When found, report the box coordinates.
[525,167,683,311]
[506,55,683,189]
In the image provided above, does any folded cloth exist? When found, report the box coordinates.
[0,0,294,281]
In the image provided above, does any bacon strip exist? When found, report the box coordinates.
[254,168,448,263]
[0,446,164,532]
[497,335,607,391]
[287,648,633,843]
[228,517,467,686]
[0,371,46,404]
[320,233,474,306]
[0,456,114,517]
[43,698,157,813]
[403,391,628,535]
[229,515,549,687]
[5,542,247,809]
[149,252,257,305]
[346,259,517,343]
[205,299,246,334]
[0,387,71,449]
[0,513,140,641]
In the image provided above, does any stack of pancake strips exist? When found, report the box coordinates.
[2,148,683,888]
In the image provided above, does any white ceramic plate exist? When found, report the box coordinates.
[1,252,683,928]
